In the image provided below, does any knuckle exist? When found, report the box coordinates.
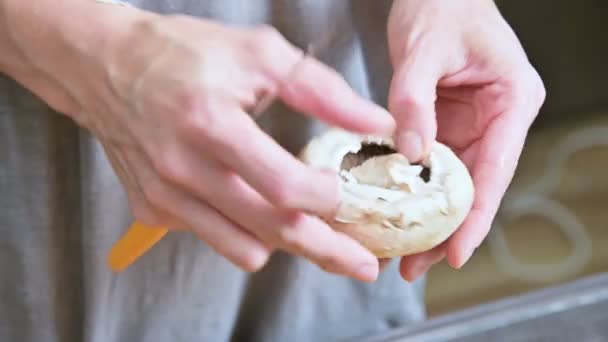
[246,24,299,78]
[275,215,308,252]
[142,180,172,225]
[252,25,284,49]
[512,67,546,108]
[174,90,219,139]
[222,170,245,191]
[266,177,299,207]
[183,111,219,145]
[533,74,547,106]
[131,202,162,226]
[277,229,302,252]
[169,83,208,119]
[152,148,190,184]
[392,91,427,113]
[537,85,547,106]
[141,179,170,210]
[210,120,252,160]
[508,69,546,123]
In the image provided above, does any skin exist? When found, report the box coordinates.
[0,0,397,282]
[386,0,546,281]
[0,0,545,284]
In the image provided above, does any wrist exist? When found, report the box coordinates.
[4,0,143,68]
[0,1,28,76]
[0,0,148,115]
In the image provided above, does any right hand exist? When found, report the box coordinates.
[31,9,396,281]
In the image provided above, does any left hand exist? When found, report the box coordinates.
[385,0,546,281]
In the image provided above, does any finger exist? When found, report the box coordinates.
[101,140,183,229]
[141,176,272,272]
[250,26,395,135]
[274,211,380,282]
[277,57,396,135]
[388,50,443,162]
[187,208,272,273]
[219,182,380,282]
[399,244,447,282]
[446,104,531,269]
[196,107,340,215]
[379,258,392,272]
[219,181,380,282]
[152,145,379,282]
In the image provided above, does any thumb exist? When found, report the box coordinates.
[388,55,442,162]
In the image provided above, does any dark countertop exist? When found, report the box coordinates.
[359,272,608,342]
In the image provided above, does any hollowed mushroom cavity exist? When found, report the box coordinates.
[340,143,397,170]
[337,142,433,197]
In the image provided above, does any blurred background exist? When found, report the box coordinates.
[424,0,608,317]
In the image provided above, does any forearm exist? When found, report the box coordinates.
[0,1,26,77]
[1,0,140,74]
[0,0,144,116]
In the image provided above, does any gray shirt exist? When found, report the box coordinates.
[0,1,426,341]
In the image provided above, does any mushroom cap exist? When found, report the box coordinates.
[300,128,475,258]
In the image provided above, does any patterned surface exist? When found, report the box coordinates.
[425,111,608,316]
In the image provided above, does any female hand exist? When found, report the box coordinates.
[4,2,396,282]
[386,0,546,281]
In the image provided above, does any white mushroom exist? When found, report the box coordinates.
[299,128,475,258]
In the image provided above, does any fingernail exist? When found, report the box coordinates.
[381,111,397,133]
[356,263,378,282]
[367,105,397,133]
[398,130,423,162]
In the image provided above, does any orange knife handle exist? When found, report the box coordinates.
[107,221,168,272]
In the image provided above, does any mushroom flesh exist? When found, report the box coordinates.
[299,128,475,258]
